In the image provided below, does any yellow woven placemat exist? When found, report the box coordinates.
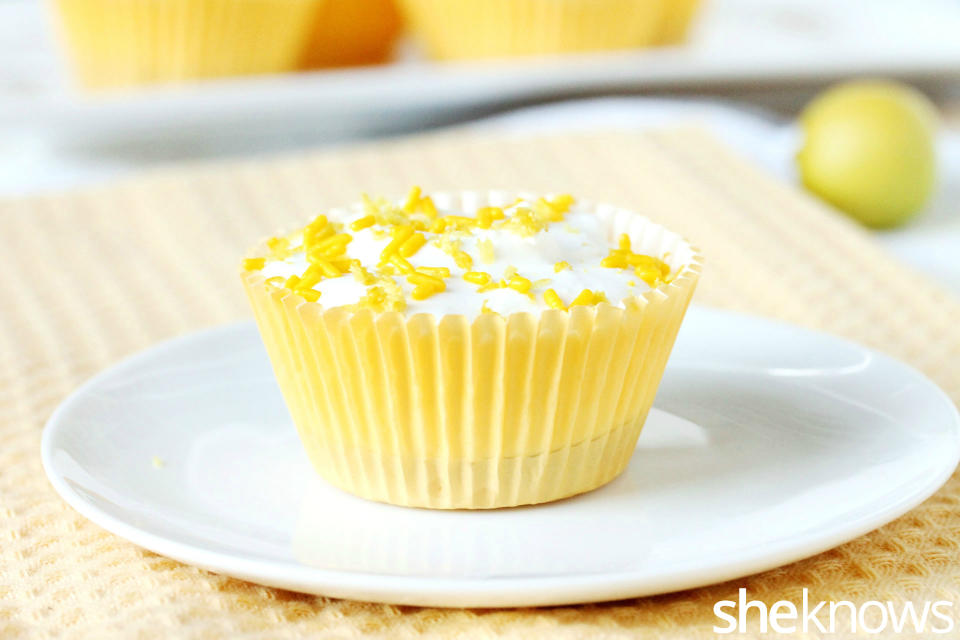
[2,128,959,639]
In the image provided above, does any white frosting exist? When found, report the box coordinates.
[259,195,677,318]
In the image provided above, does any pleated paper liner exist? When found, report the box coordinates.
[242,192,702,509]
[51,0,397,88]
[396,0,673,60]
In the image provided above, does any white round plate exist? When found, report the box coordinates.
[42,307,960,608]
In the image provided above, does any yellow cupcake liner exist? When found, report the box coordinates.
[299,0,401,69]
[52,0,324,88]
[657,0,702,44]
[242,192,701,508]
[397,0,672,60]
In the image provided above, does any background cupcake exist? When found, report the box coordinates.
[397,0,701,60]
[52,0,401,88]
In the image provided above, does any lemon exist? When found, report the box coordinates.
[796,80,937,228]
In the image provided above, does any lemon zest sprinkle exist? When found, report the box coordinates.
[419,266,450,278]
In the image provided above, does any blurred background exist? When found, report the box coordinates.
[2,0,960,290]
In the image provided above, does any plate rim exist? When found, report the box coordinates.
[41,307,960,608]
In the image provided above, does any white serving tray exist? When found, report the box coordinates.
[5,0,960,147]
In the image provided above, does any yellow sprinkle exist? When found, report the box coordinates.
[551,194,575,211]
[331,257,360,271]
[638,255,671,277]
[570,289,596,307]
[544,289,565,310]
[507,276,532,294]
[420,196,439,219]
[478,279,503,293]
[381,225,414,262]
[407,272,445,288]
[476,206,505,229]
[419,266,450,278]
[303,226,335,250]
[350,215,376,231]
[390,254,416,274]
[635,266,662,287]
[618,233,632,251]
[603,255,630,269]
[283,275,301,290]
[307,254,341,277]
[298,288,321,302]
[429,218,448,233]
[403,186,422,213]
[299,264,324,288]
[554,261,571,272]
[399,232,427,258]
[453,250,473,270]
[266,237,287,251]
[266,236,291,258]
[411,284,441,300]
[463,271,491,286]
[242,257,265,271]
[628,280,636,287]
[477,239,495,264]
[318,232,352,246]
[534,197,564,222]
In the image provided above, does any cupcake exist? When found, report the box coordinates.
[242,189,701,509]
[397,0,683,60]
[51,0,400,88]
[299,0,401,69]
